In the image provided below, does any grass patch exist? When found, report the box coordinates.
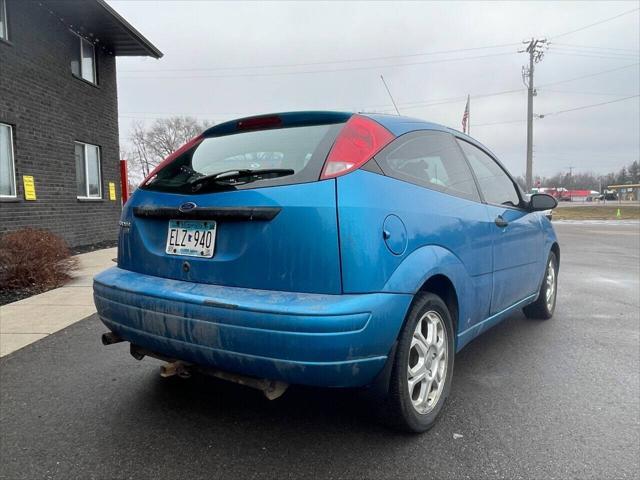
[553,205,640,220]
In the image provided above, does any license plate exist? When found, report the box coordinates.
[165,220,216,258]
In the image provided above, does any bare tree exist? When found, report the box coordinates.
[535,159,640,191]
[122,117,213,183]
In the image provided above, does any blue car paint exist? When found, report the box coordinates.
[336,169,495,350]
[118,180,343,294]
[94,111,559,388]
[94,267,412,387]
[483,204,543,314]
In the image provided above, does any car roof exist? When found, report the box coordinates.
[361,113,452,136]
[203,110,493,157]
[360,112,498,159]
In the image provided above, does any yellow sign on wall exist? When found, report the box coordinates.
[23,176,36,200]
[108,182,116,201]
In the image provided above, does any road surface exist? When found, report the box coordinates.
[1,222,638,479]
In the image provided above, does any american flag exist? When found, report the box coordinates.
[462,95,470,134]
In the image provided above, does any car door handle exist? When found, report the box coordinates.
[494,215,509,228]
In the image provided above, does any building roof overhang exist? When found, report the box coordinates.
[43,0,162,58]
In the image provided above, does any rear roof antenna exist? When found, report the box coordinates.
[380,75,401,116]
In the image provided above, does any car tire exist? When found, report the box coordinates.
[385,292,455,433]
[523,251,558,320]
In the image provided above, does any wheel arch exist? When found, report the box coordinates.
[550,242,560,269]
[371,271,461,397]
[418,274,459,336]
[382,244,472,341]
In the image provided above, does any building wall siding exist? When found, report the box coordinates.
[0,0,121,247]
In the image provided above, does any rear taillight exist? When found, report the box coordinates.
[140,135,204,186]
[321,115,394,179]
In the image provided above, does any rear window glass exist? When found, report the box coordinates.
[144,123,343,193]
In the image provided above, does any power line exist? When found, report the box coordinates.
[468,95,639,128]
[549,7,640,39]
[119,51,518,80]
[551,46,639,57]
[120,42,521,74]
[399,88,524,110]
[472,119,526,127]
[385,63,639,110]
[540,88,639,96]
[537,94,639,117]
[116,63,640,121]
[553,43,640,53]
[549,50,640,61]
[118,88,525,118]
[117,84,637,120]
[538,63,639,87]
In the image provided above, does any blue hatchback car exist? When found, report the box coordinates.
[95,111,559,432]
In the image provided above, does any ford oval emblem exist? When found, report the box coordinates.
[179,202,197,213]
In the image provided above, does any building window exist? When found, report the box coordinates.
[0,0,8,41]
[75,142,102,199]
[0,123,16,197]
[71,34,96,84]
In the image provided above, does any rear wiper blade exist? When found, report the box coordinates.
[188,168,295,188]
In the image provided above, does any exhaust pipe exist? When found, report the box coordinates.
[101,331,124,345]
[160,360,192,379]
[128,344,289,400]
[209,368,289,400]
[158,359,289,400]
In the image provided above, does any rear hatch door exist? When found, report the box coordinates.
[118,113,349,294]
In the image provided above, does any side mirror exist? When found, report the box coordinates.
[529,193,558,211]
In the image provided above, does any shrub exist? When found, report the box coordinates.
[0,228,79,291]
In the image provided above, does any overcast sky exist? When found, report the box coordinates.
[110,0,640,178]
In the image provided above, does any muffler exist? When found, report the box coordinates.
[202,367,289,400]
[128,344,289,400]
[158,359,289,400]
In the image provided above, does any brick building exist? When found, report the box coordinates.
[0,0,161,247]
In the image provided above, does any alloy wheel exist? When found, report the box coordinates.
[545,259,557,312]
[407,310,448,414]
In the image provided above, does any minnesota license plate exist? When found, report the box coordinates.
[165,220,216,258]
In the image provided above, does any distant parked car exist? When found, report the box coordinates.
[599,192,618,201]
[95,112,560,432]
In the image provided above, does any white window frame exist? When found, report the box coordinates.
[0,123,16,198]
[0,0,8,42]
[75,141,102,199]
[71,33,97,84]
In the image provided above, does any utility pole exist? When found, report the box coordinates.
[521,38,547,192]
[566,165,575,201]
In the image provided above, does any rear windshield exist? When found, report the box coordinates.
[143,123,344,193]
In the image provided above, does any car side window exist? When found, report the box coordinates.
[457,139,521,207]
[375,131,480,202]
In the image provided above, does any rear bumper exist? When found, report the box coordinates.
[93,267,412,387]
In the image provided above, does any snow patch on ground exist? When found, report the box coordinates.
[553,220,640,226]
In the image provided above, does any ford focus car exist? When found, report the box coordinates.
[94,111,559,432]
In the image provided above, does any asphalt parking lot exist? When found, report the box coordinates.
[1,222,638,480]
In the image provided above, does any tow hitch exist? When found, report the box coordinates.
[101,332,289,400]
